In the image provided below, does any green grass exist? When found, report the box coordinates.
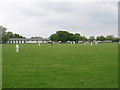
[0,44,2,89]
[2,43,118,88]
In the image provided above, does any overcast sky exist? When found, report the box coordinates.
[0,0,118,38]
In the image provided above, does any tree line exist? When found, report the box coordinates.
[50,31,120,43]
[0,26,119,43]
[0,26,25,43]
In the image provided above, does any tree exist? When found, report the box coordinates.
[49,31,82,43]
[73,33,81,43]
[82,36,88,41]
[0,26,25,43]
[6,32,14,38]
[112,37,120,42]
[89,36,95,42]
[0,26,7,43]
[68,33,74,41]
[106,35,115,41]
[50,34,58,42]
[13,33,25,38]
[97,35,106,41]
[56,31,70,43]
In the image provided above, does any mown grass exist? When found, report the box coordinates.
[2,43,118,88]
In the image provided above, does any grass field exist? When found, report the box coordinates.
[2,43,118,88]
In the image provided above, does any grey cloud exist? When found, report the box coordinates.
[34,2,78,13]
[0,1,118,38]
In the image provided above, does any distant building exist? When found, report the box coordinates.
[102,40,112,43]
[7,37,50,44]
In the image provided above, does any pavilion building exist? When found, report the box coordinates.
[7,37,50,44]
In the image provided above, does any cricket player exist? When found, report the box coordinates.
[16,44,19,53]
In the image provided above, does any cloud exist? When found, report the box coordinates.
[0,1,118,38]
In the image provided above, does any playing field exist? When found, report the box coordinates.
[2,43,118,88]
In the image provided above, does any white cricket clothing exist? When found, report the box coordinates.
[16,44,19,53]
